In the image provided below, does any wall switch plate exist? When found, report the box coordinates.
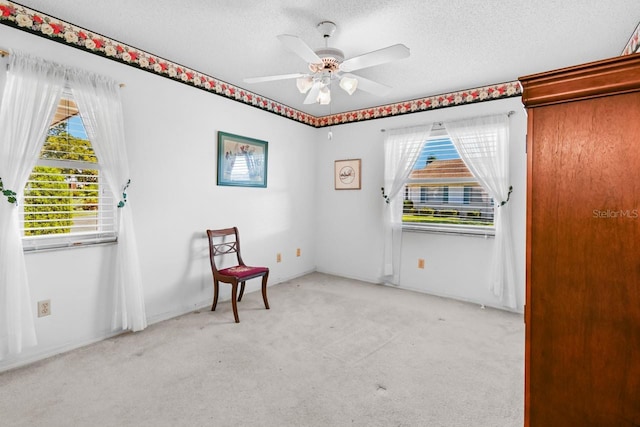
[38,300,51,317]
[418,259,425,269]
[276,253,282,263]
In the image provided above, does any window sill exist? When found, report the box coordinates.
[402,223,495,238]
[22,234,118,253]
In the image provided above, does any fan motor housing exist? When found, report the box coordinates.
[309,47,344,73]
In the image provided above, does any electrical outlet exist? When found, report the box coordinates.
[418,259,425,269]
[276,253,282,263]
[296,248,301,257]
[38,300,51,317]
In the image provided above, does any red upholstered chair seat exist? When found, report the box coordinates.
[219,265,269,278]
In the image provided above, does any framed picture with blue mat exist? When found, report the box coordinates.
[217,131,268,188]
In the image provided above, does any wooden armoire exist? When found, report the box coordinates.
[520,54,640,426]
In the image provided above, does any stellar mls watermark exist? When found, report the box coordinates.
[592,209,639,219]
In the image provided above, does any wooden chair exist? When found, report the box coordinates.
[206,227,269,323]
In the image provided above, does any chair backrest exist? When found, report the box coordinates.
[206,227,245,274]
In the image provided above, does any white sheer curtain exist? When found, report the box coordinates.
[382,124,433,285]
[68,70,147,332]
[445,114,517,309]
[0,52,66,359]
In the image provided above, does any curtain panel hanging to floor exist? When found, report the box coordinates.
[445,114,517,309]
[382,124,433,285]
[0,51,66,359]
[68,70,147,332]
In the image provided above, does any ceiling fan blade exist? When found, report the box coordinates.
[243,73,308,84]
[303,81,322,104]
[345,73,392,96]
[277,34,323,65]
[339,44,410,72]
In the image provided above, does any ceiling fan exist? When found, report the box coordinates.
[243,21,410,105]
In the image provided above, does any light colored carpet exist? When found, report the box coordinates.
[0,273,524,427]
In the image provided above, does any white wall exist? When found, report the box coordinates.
[0,25,318,370]
[0,23,527,371]
[314,97,527,312]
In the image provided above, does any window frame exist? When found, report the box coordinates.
[20,96,118,252]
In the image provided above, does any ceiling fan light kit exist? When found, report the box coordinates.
[318,86,331,105]
[243,21,410,105]
[339,75,358,95]
[296,76,314,94]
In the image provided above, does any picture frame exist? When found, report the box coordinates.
[217,131,268,188]
[334,159,361,190]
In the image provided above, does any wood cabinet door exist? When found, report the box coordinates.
[526,92,640,426]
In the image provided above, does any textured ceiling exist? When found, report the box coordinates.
[11,0,640,116]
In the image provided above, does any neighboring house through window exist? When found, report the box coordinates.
[403,134,494,234]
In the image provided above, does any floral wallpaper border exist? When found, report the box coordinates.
[0,1,523,128]
[622,21,640,56]
[315,81,522,126]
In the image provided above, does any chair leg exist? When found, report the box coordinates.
[230,282,240,323]
[261,273,270,310]
[211,279,219,311]
[238,281,246,302]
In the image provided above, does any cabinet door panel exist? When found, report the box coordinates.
[528,92,640,426]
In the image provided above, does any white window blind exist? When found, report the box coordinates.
[403,135,494,234]
[20,93,117,251]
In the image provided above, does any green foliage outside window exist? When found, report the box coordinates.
[23,122,99,236]
[24,166,73,235]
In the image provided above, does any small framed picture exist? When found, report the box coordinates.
[217,131,268,188]
[334,159,361,190]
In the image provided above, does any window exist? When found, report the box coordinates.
[402,133,494,234]
[20,93,117,251]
